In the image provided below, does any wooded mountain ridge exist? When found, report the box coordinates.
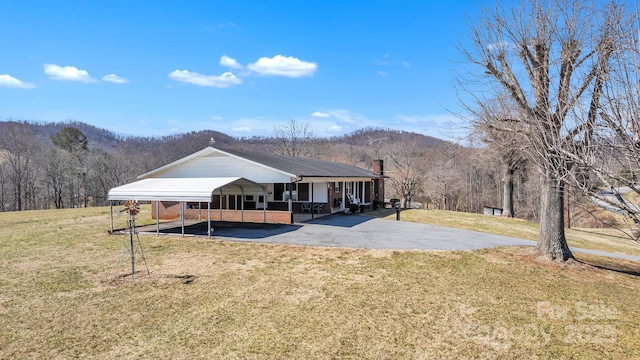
[1,119,466,213]
[2,120,449,155]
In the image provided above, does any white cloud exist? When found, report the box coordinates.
[220,55,242,69]
[211,115,224,121]
[310,111,330,118]
[323,109,365,125]
[327,125,342,133]
[169,70,242,88]
[306,109,375,137]
[0,74,35,89]
[231,126,251,132]
[247,55,317,77]
[44,64,96,82]
[102,74,129,84]
[377,71,387,77]
[375,55,410,71]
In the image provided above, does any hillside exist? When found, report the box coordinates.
[333,127,448,148]
[1,121,447,152]
[0,119,456,211]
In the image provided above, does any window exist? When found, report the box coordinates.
[273,183,309,201]
[245,195,254,201]
[345,182,353,195]
[297,183,309,201]
[274,183,285,201]
[334,182,341,193]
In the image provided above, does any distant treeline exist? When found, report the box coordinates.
[0,120,544,222]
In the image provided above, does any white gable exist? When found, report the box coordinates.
[140,148,293,184]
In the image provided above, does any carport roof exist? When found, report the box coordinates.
[107,177,264,202]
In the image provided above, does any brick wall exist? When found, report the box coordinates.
[152,201,292,224]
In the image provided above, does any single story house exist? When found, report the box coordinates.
[108,146,386,233]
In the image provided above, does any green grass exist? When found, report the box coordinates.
[0,206,639,358]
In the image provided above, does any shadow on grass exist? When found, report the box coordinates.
[570,228,636,241]
[575,258,640,277]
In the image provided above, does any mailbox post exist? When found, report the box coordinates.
[394,202,400,221]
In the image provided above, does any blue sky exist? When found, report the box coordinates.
[0,0,481,139]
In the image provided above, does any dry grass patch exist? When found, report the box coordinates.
[1,207,639,358]
[376,208,640,256]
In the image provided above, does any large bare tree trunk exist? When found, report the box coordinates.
[460,0,628,261]
[501,164,514,217]
[535,173,573,261]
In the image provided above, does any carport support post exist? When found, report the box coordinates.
[263,187,267,223]
[289,183,293,224]
[156,201,159,236]
[219,189,223,221]
[311,183,314,219]
[109,201,113,233]
[180,201,185,237]
[240,186,245,223]
[207,201,211,239]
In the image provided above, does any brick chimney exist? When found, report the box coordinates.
[372,159,385,202]
[373,159,384,175]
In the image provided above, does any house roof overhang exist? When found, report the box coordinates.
[107,177,265,202]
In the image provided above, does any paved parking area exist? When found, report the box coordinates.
[135,213,640,261]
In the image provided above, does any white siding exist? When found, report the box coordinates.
[311,182,328,202]
[151,156,292,183]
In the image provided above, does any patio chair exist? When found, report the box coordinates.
[301,202,312,213]
[313,203,324,214]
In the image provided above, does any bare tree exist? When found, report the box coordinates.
[460,0,630,261]
[273,118,320,158]
[474,96,529,217]
[386,141,425,208]
[559,11,640,243]
[87,149,139,205]
[0,159,7,211]
[0,122,42,211]
[44,148,72,209]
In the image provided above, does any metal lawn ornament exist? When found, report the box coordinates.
[119,199,149,280]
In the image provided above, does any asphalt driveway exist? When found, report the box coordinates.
[141,213,640,261]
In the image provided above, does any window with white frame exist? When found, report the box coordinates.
[273,183,310,201]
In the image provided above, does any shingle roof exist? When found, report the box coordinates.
[220,147,385,179]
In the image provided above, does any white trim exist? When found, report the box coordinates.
[107,177,265,202]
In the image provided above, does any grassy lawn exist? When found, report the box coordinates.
[0,207,638,358]
[373,208,640,257]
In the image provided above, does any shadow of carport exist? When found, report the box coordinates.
[134,220,302,239]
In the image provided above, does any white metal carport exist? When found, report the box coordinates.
[107,177,266,237]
